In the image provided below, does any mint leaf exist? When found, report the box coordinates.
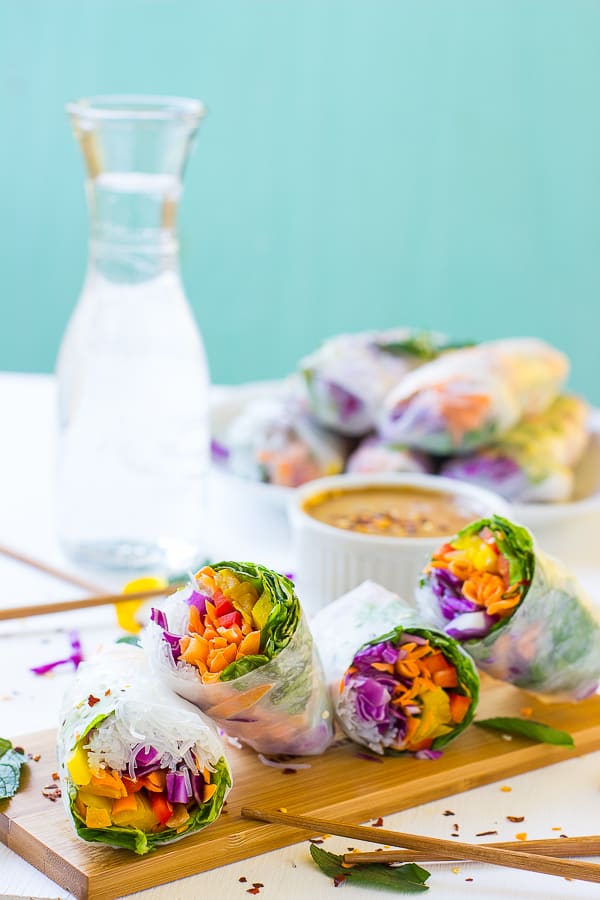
[310,845,430,892]
[475,717,574,747]
[0,738,27,799]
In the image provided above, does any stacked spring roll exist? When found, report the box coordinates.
[58,645,231,855]
[441,395,589,502]
[144,562,334,755]
[300,329,465,437]
[417,515,600,699]
[379,338,569,454]
[312,581,479,756]
[346,435,432,475]
[217,391,346,487]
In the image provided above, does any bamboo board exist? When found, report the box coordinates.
[3,678,600,900]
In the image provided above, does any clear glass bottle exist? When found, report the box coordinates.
[57,95,209,574]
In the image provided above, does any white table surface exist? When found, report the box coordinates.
[1,372,600,900]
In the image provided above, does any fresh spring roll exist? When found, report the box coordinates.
[312,581,479,756]
[441,395,589,502]
[300,329,465,437]
[417,515,600,699]
[215,391,346,487]
[346,434,433,476]
[379,338,569,454]
[144,562,334,755]
[58,645,231,855]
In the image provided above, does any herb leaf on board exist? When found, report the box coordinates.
[310,844,430,892]
[475,717,574,747]
[0,738,28,799]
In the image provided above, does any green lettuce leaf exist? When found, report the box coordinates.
[474,717,574,747]
[377,334,475,361]
[310,845,430,892]
[0,738,27,799]
[211,562,300,681]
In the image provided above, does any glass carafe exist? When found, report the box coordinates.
[57,95,209,574]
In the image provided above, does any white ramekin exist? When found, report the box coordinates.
[288,472,511,616]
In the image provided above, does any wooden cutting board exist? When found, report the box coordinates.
[3,677,600,900]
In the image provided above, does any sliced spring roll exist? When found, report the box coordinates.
[144,562,334,755]
[379,338,569,454]
[312,581,479,756]
[58,646,231,855]
[345,434,433,475]
[217,392,345,487]
[441,395,589,502]
[417,515,600,699]
[300,329,465,437]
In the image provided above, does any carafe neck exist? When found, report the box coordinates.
[86,171,181,282]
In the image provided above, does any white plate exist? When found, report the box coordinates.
[210,385,600,561]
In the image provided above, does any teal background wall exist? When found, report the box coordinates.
[2,0,600,399]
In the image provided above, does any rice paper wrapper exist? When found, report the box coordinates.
[57,645,231,854]
[379,338,569,454]
[144,580,334,756]
[311,581,480,754]
[345,435,432,476]
[417,527,600,700]
[221,390,346,487]
[300,329,452,437]
[441,395,588,502]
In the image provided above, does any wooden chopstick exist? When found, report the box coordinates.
[241,808,600,885]
[343,835,600,864]
[0,543,105,594]
[0,584,183,622]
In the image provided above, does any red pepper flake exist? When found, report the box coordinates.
[104,689,111,696]
[239,876,247,882]
[252,884,264,889]
[42,785,62,802]
[560,834,569,839]
[309,838,324,844]
[443,810,455,816]
[246,890,260,896]
[515,832,528,841]
[475,830,497,837]
[51,772,60,781]
[453,823,460,831]
[87,694,100,707]
[333,875,347,887]
[14,746,25,755]
[281,767,297,775]
[372,817,384,827]
[506,816,524,823]
[465,877,474,882]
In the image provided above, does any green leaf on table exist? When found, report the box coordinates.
[309,845,430,892]
[0,737,27,799]
[474,717,574,747]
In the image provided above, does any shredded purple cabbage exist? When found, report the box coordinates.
[150,607,183,662]
[211,438,230,462]
[185,590,208,615]
[429,568,480,620]
[166,770,191,804]
[327,380,363,422]
[131,744,162,776]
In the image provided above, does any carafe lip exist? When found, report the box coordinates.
[66,94,205,122]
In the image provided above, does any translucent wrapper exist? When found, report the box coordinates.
[379,338,569,454]
[417,515,600,699]
[57,645,231,855]
[345,435,432,475]
[218,389,345,487]
[441,395,589,502]
[144,562,334,755]
[300,329,458,437]
[311,581,479,755]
